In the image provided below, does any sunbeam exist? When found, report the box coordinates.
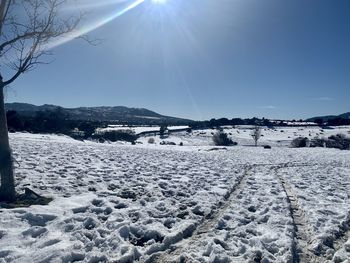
[63,0,131,11]
[46,0,146,50]
[151,0,167,4]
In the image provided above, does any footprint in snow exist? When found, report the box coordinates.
[18,213,57,227]
[22,226,48,238]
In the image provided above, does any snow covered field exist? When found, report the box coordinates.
[135,125,350,148]
[1,130,349,262]
[96,126,190,135]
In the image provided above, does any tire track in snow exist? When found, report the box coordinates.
[144,162,337,263]
[273,165,326,263]
[329,212,350,259]
[144,164,255,263]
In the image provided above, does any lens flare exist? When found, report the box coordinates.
[46,0,146,50]
[152,0,167,4]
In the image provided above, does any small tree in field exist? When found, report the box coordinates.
[251,126,261,146]
[0,0,84,201]
[159,124,167,138]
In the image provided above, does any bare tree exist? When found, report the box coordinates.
[251,125,261,147]
[0,0,83,201]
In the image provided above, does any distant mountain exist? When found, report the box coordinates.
[306,112,350,122]
[5,103,193,125]
[339,112,350,119]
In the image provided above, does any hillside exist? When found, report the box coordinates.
[339,112,350,119]
[5,103,193,125]
[306,112,350,122]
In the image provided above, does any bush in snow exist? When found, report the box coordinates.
[160,141,176,145]
[148,138,155,144]
[291,137,310,148]
[212,131,236,146]
[309,134,350,150]
[325,134,350,150]
[309,138,326,148]
[93,130,138,143]
[295,133,350,150]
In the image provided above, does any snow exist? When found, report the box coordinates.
[96,125,190,135]
[139,125,350,147]
[0,129,349,262]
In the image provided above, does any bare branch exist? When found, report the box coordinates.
[0,0,87,87]
[3,0,12,25]
[0,31,46,53]
[78,34,103,46]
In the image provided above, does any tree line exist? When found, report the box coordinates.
[7,110,350,139]
[6,109,103,140]
[314,118,350,126]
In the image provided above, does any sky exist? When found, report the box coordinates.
[4,0,350,120]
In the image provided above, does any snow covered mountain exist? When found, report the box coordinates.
[5,102,193,124]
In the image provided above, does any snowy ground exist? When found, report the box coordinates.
[136,125,350,147]
[0,130,349,263]
[96,126,190,135]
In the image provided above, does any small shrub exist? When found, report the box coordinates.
[160,141,176,145]
[291,137,309,148]
[308,134,350,150]
[94,130,138,143]
[148,138,155,144]
[310,138,325,148]
[179,142,183,146]
[326,134,350,150]
[212,131,236,146]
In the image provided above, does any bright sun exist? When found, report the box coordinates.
[152,0,167,4]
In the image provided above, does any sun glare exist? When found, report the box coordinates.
[152,0,167,4]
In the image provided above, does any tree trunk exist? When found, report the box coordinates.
[0,85,15,201]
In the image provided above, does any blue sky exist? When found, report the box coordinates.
[5,0,350,120]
